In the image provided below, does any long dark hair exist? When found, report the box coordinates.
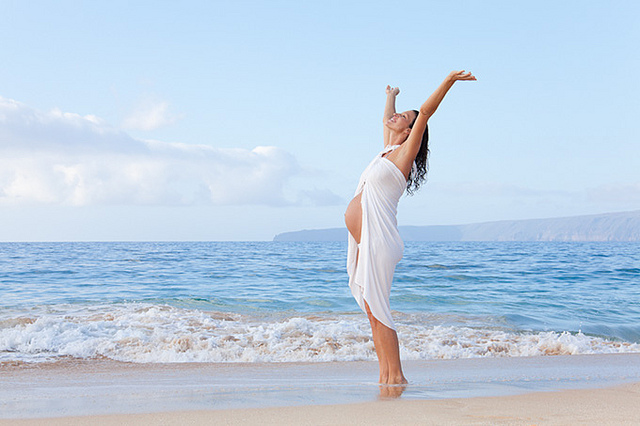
[406,109,429,195]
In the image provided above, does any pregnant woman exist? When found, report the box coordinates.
[345,70,476,385]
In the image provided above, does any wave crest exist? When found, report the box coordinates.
[1,303,638,363]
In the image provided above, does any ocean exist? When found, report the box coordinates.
[1,241,639,364]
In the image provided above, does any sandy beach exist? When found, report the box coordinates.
[3,382,638,425]
[2,354,640,425]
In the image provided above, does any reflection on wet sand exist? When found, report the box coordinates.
[379,384,407,399]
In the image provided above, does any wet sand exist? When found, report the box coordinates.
[4,382,639,425]
[2,354,640,424]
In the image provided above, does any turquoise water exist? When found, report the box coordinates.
[1,241,639,363]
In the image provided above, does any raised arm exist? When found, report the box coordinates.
[401,71,476,161]
[421,70,475,118]
[383,85,400,146]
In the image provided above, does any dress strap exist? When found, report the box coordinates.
[381,144,401,155]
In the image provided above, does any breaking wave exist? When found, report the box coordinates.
[2,303,639,363]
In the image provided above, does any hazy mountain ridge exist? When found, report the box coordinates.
[273,210,640,242]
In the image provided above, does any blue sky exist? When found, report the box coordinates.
[1,0,638,241]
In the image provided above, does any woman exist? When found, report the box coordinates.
[345,70,476,385]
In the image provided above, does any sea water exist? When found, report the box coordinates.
[1,241,639,363]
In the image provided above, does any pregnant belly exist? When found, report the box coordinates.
[344,192,362,244]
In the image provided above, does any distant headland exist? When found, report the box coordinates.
[273,210,640,242]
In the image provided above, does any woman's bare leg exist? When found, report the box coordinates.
[364,301,406,384]
[377,324,407,385]
[365,301,388,383]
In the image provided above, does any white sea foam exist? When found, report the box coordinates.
[1,303,639,364]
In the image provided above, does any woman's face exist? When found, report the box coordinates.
[386,110,417,133]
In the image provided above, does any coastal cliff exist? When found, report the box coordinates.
[273,210,640,242]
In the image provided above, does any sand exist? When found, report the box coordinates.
[2,382,639,425]
[2,354,640,425]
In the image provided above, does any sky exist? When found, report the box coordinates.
[0,0,638,241]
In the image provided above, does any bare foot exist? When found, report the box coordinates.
[387,374,408,385]
[378,373,408,384]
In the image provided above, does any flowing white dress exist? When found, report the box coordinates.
[347,144,406,330]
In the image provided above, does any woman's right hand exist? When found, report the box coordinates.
[386,85,400,96]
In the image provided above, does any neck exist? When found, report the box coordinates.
[387,131,408,147]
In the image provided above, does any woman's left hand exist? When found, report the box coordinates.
[448,70,477,81]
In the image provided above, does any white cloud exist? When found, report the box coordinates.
[297,188,344,206]
[586,183,640,206]
[0,96,340,207]
[122,99,184,131]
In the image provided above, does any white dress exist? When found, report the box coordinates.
[347,144,406,330]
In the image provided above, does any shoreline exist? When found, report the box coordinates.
[2,353,640,421]
[2,382,639,425]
